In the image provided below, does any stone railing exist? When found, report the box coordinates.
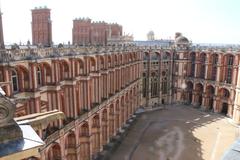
[1,45,237,63]
[0,46,174,63]
[0,46,142,62]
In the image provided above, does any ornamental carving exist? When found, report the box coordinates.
[0,97,15,127]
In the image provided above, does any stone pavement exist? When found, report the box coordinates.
[109,104,239,160]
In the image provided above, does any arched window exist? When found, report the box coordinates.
[226,55,234,83]
[222,89,230,98]
[151,72,158,98]
[228,55,234,65]
[190,52,195,77]
[12,70,18,92]
[212,54,218,80]
[37,67,42,87]
[200,54,206,79]
[142,73,147,98]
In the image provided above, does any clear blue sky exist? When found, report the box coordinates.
[1,0,240,44]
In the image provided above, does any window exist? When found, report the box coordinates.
[226,68,232,84]
[142,77,147,97]
[191,53,195,77]
[223,89,230,98]
[200,65,205,79]
[162,81,167,94]
[37,67,42,87]
[12,70,18,92]
[213,55,218,64]
[151,77,158,98]
[212,66,217,80]
[228,55,234,66]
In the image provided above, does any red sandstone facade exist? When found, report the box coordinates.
[0,46,142,160]
[1,5,240,160]
[72,18,122,46]
[32,7,52,47]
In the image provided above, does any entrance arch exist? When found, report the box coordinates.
[219,88,230,115]
[65,132,77,160]
[186,81,193,104]
[47,143,61,160]
[79,122,90,160]
[195,83,203,106]
[206,85,215,111]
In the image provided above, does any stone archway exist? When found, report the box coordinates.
[101,109,108,145]
[206,85,215,111]
[79,122,90,160]
[221,103,228,115]
[65,132,77,160]
[91,114,100,158]
[47,143,61,160]
[218,88,230,116]
[195,83,203,106]
[186,81,193,104]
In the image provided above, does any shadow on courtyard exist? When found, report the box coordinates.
[108,104,231,160]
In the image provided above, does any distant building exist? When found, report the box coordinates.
[147,31,155,41]
[134,39,174,47]
[72,18,92,45]
[32,6,52,47]
[72,18,123,46]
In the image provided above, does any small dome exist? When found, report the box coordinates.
[176,36,189,44]
[148,30,154,35]
[175,32,189,45]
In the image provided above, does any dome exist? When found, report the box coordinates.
[148,30,154,35]
[175,36,189,44]
[175,32,189,45]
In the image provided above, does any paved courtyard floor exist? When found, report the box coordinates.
[109,104,240,160]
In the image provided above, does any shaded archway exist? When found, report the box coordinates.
[91,114,100,157]
[219,88,230,115]
[15,65,30,92]
[195,83,203,106]
[206,85,215,111]
[59,60,69,80]
[115,100,120,131]
[109,104,115,137]
[101,109,108,145]
[47,143,61,160]
[189,52,196,77]
[74,58,85,76]
[41,62,52,85]
[89,57,96,72]
[79,122,90,160]
[210,54,218,80]
[186,81,193,104]
[199,53,206,78]
[65,132,77,160]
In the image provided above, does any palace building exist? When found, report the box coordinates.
[1,6,240,160]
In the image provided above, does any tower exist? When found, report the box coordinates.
[147,31,154,41]
[0,10,4,49]
[72,18,91,45]
[31,6,52,47]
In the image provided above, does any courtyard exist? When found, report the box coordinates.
[110,104,239,160]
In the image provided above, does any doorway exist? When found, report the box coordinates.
[209,98,214,111]
[221,103,228,115]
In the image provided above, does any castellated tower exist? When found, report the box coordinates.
[31,6,52,47]
[0,10,4,49]
[72,18,92,45]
